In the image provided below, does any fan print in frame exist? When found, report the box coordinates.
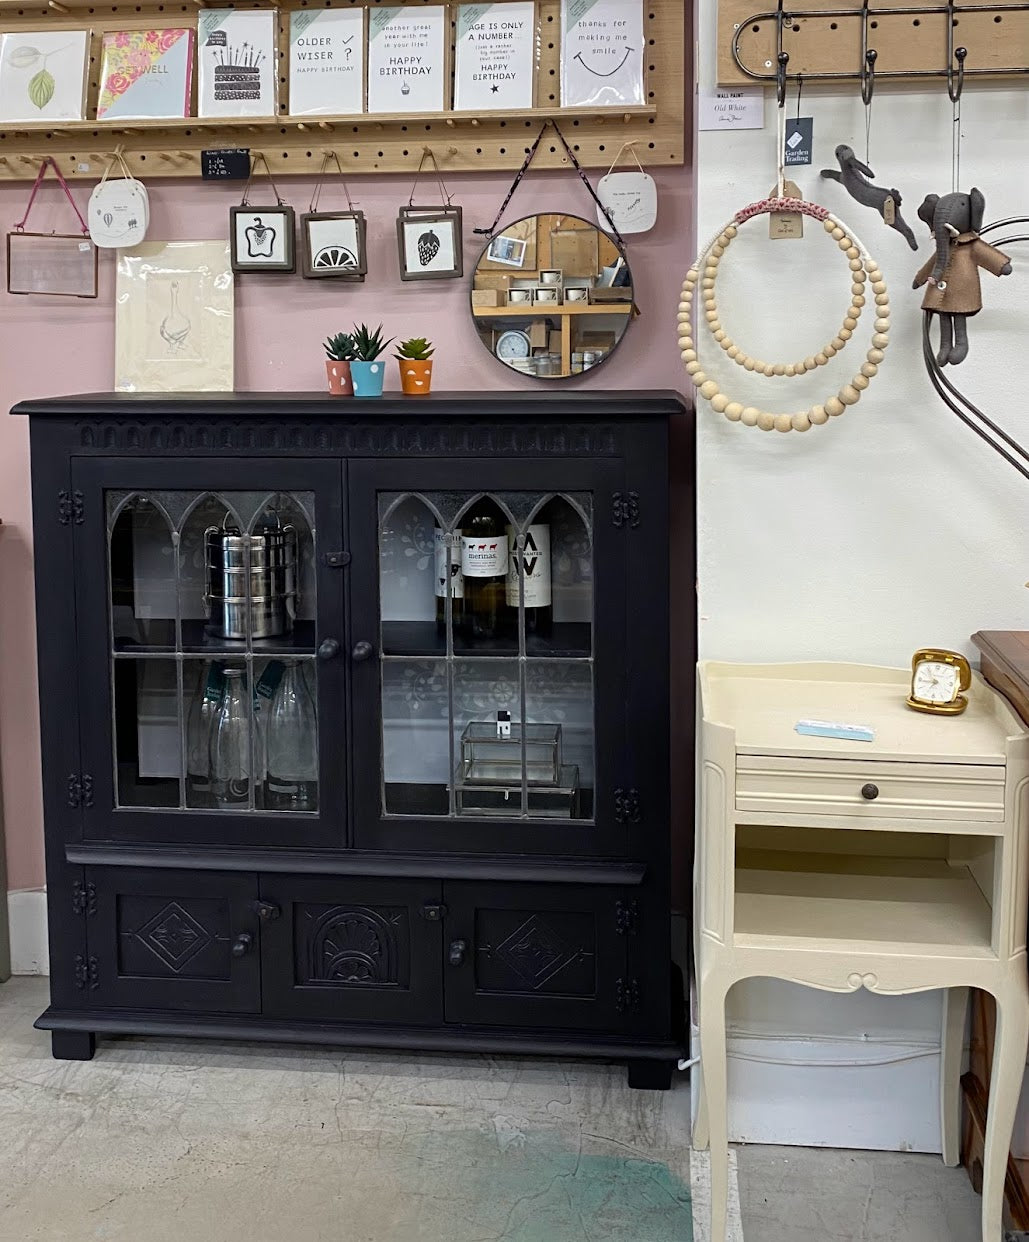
[301,210,367,280]
[115,240,234,392]
[396,206,463,281]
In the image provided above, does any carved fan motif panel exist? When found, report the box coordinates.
[295,903,410,990]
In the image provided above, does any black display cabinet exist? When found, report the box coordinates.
[14,390,693,1088]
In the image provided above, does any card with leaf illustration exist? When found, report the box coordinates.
[0,30,89,122]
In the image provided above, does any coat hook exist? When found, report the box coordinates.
[776,50,789,107]
[860,48,877,105]
[947,45,967,102]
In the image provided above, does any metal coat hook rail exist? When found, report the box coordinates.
[730,0,1029,87]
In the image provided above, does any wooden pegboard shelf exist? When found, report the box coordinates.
[0,0,685,179]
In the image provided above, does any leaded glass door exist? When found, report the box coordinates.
[349,457,629,855]
[73,458,346,848]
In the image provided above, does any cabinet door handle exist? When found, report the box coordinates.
[861,783,880,801]
[317,638,341,661]
[352,640,375,663]
[448,939,467,967]
[231,932,254,957]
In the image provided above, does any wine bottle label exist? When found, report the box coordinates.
[434,529,464,599]
[506,524,551,608]
[461,532,508,577]
[202,662,226,704]
[255,660,285,702]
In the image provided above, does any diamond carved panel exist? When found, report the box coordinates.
[135,902,212,972]
[117,893,231,981]
[476,910,596,997]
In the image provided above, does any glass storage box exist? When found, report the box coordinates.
[455,722,580,818]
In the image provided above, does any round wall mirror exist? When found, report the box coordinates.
[470,213,633,380]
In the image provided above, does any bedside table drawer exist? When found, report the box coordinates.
[735,756,1006,822]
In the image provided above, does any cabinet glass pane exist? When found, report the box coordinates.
[106,490,319,816]
[377,490,595,824]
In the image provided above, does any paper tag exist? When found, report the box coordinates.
[78,242,91,251]
[784,117,813,166]
[77,162,90,173]
[698,87,763,131]
[883,195,896,226]
[769,179,803,240]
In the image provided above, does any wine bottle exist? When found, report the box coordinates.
[460,500,509,640]
[434,526,464,634]
[209,667,251,810]
[264,659,318,812]
[506,523,552,637]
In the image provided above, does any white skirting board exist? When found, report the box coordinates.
[7,888,48,975]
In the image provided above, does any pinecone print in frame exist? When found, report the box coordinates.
[417,229,441,267]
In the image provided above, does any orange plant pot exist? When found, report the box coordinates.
[325,359,354,396]
[398,358,433,396]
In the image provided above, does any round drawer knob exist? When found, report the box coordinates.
[860,782,880,801]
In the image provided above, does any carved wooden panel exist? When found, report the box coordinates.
[118,895,231,980]
[474,909,596,998]
[294,903,409,989]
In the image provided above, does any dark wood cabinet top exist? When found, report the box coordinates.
[11,389,689,420]
[972,631,1029,728]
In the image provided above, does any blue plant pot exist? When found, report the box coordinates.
[351,360,386,397]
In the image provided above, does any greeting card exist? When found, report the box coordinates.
[454,2,535,111]
[198,9,277,118]
[0,30,89,122]
[560,0,644,108]
[289,9,364,116]
[366,6,445,114]
[97,29,194,120]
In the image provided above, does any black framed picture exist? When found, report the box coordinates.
[229,205,296,273]
[300,210,368,280]
[396,205,463,281]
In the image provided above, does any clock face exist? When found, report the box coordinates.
[913,660,961,703]
[496,330,531,362]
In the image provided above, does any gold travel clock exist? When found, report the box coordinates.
[906,648,972,715]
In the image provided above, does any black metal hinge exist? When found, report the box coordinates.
[73,954,99,990]
[614,787,641,825]
[71,880,97,918]
[615,899,639,936]
[611,491,640,529]
[66,774,95,810]
[615,977,642,1014]
[58,489,85,526]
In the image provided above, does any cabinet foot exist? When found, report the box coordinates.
[51,1030,96,1061]
[627,1058,674,1090]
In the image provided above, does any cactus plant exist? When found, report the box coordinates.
[351,323,394,362]
[324,332,356,361]
[394,337,434,361]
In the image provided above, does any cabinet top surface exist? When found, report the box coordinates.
[11,390,689,420]
[699,661,1027,763]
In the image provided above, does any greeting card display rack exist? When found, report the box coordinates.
[0,0,685,181]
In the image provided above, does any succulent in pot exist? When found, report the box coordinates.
[350,323,395,398]
[395,337,434,396]
[324,332,355,396]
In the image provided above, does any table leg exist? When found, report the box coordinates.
[981,984,1029,1241]
[941,986,969,1167]
[699,972,729,1242]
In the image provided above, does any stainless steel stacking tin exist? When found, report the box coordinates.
[205,518,297,639]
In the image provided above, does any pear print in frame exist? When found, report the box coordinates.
[230,204,296,272]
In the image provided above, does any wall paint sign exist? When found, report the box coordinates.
[560,0,644,108]
[698,87,764,131]
[367,6,446,114]
[289,9,365,116]
[454,2,535,111]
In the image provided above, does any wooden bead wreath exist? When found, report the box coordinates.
[678,197,891,432]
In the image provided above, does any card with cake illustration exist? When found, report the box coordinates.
[198,9,277,118]
[97,29,195,120]
[0,30,90,123]
[289,9,364,116]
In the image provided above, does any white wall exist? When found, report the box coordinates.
[696,0,1029,1152]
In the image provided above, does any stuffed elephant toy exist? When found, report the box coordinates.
[913,188,1012,366]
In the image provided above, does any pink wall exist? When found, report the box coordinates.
[0,165,692,891]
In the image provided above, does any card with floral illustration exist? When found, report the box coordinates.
[97,29,195,120]
[0,30,89,123]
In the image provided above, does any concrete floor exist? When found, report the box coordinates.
[0,978,985,1241]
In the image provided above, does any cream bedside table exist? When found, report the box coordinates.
[694,661,1029,1242]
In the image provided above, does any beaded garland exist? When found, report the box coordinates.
[679,197,890,432]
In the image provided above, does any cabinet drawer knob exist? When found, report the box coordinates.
[317,638,341,661]
[861,783,880,801]
[231,932,253,957]
[351,640,375,663]
[448,939,467,967]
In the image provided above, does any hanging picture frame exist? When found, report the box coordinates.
[300,152,367,281]
[395,150,463,281]
[229,152,295,273]
[6,157,97,298]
